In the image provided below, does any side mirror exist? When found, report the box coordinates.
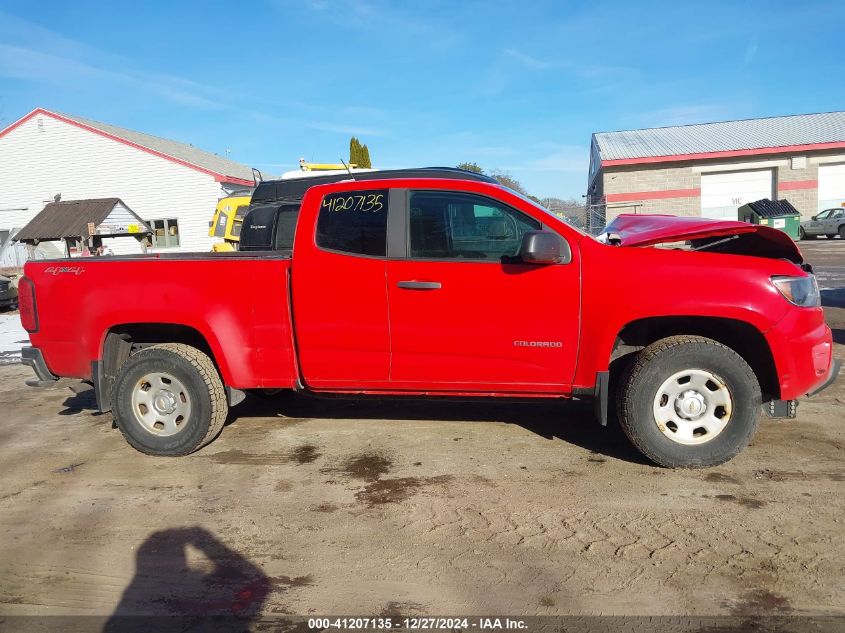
[811,215,817,220]
[519,231,571,264]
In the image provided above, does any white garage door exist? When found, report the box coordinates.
[818,163,845,212]
[700,169,774,220]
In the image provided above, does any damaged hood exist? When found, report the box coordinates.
[599,214,803,263]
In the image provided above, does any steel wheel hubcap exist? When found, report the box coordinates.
[652,369,732,445]
[131,372,191,436]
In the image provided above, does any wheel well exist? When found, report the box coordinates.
[97,323,218,412]
[610,317,779,401]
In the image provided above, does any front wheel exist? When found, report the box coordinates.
[798,226,806,240]
[111,343,228,456]
[617,336,761,468]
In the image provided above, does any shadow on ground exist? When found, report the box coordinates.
[60,387,103,416]
[103,526,269,632]
[822,288,845,309]
[63,380,648,465]
[230,391,649,465]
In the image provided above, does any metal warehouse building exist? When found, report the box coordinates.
[0,108,255,256]
[588,111,845,228]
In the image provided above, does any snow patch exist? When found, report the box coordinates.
[0,314,28,365]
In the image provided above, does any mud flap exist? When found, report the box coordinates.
[594,371,610,426]
[764,399,798,419]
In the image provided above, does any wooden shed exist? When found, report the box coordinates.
[14,198,151,257]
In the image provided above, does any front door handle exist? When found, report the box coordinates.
[397,280,442,290]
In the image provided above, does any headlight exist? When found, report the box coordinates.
[771,275,821,307]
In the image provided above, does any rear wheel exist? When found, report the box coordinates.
[617,336,761,468]
[839,225,845,239]
[112,343,228,456]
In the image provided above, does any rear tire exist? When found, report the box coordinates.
[617,336,761,468]
[112,343,228,456]
[839,225,845,239]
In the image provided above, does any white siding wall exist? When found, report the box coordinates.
[0,113,229,255]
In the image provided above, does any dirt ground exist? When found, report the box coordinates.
[0,241,843,621]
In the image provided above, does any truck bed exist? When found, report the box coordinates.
[25,254,297,389]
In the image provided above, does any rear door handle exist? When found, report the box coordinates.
[397,280,442,290]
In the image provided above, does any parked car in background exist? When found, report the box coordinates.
[800,207,845,239]
[0,275,17,310]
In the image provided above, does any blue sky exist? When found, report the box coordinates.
[0,0,843,198]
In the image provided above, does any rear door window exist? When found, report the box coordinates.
[316,189,388,257]
[273,204,301,250]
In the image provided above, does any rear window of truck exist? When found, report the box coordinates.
[316,189,388,257]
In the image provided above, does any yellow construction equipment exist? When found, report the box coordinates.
[209,192,251,251]
[298,158,357,171]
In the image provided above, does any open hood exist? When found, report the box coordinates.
[600,214,803,264]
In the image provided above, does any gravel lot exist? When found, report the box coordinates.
[0,241,843,621]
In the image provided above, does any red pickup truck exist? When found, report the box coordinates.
[18,169,839,467]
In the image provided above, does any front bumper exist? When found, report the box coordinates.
[21,346,59,387]
[766,307,837,400]
[808,358,842,397]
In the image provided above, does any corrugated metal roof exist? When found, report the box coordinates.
[51,110,256,182]
[594,111,845,161]
[14,198,150,241]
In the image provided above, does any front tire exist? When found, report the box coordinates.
[798,226,806,240]
[112,343,228,456]
[617,336,761,468]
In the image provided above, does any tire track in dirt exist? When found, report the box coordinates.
[395,501,841,602]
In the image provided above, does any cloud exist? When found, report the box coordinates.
[0,13,223,110]
[0,44,222,110]
[574,64,637,80]
[478,47,638,97]
[503,48,553,70]
[296,0,457,47]
[305,121,387,137]
[636,104,733,127]
[495,144,589,173]
[743,39,758,67]
[241,104,388,138]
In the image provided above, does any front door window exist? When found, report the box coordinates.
[409,191,540,261]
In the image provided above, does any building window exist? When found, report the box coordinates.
[148,218,180,248]
[66,238,83,256]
